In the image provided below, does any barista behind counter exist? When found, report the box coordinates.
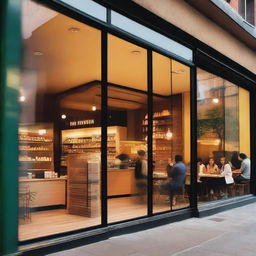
[108,154,135,197]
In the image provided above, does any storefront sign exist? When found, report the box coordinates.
[69,119,95,127]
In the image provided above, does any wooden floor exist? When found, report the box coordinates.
[19,196,189,241]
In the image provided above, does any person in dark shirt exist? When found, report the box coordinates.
[134,150,147,202]
[160,155,186,195]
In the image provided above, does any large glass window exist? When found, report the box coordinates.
[107,35,148,222]
[152,52,190,213]
[197,68,251,203]
[19,0,194,241]
[19,0,101,240]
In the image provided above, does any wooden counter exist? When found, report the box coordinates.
[19,178,66,208]
[107,168,135,196]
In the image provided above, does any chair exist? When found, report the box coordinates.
[169,185,185,210]
[19,185,32,222]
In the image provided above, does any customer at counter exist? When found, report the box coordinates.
[115,153,130,169]
[235,153,251,183]
[134,150,147,202]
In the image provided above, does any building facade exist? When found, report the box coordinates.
[0,0,256,255]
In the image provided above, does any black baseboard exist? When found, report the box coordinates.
[107,194,132,199]
[31,205,66,212]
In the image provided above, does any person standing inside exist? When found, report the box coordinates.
[134,150,147,202]
[234,153,251,183]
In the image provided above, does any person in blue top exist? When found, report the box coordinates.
[160,155,186,195]
[234,153,251,184]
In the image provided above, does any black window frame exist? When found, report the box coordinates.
[18,0,256,246]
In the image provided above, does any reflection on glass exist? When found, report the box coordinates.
[19,0,101,241]
[111,11,193,61]
[152,52,190,213]
[107,35,148,222]
[60,0,107,22]
[197,68,251,203]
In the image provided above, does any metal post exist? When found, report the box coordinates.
[0,0,21,255]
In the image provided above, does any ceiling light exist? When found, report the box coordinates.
[38,129,46,135]
[61,114,67,119]
[33,51,43,56]
[131,50,141,55]
[68,27,81,33]
[92,105,97,111]
[166,129,173,140]
[19,95,26,102]
[212,98,219,103]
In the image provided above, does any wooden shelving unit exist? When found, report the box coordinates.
[19,128,54,176]
[61,126,127,169]
[142,110,173,173]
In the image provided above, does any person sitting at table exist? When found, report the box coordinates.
[234,153,251,184]
[160,155,186,205]
[219,157,234,198]
[206,158,219,174]
[197,158,206,179]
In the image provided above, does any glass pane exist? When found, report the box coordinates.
[19,0,101,241]
[152,52,190,213]
[107,35,148,222]
[197,68,251,204]
[59,0,107,22]
[246,0,255,25]
[111,11,193,61]
[238,0,246,19]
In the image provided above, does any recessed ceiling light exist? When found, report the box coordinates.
[92,105,97,111]
[19,95,26,102]
[212,98,219,104]
[68,27,81,33]
[61,114,67,119]
[33,51,43,56]
[131,50,141,55]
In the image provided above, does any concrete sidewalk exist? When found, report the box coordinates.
[49,203,256,256]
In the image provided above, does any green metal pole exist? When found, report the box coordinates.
[0,0,21,255]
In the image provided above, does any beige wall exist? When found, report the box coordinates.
[239,87,250,157]
[133,0,256,74]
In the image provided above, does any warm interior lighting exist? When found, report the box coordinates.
[38,129,46,135]
[19,95,26,102]
[212,98,219,103]
[92,105,97,111]
[166,128,173,140]
[61,114,67,119]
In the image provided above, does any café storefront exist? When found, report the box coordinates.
[1,0,256,255]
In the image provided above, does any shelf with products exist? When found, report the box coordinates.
[61,126,127,169]
[18,124,54,175]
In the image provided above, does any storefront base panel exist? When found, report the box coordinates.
[198,194,256,218]
[19,208,192,256]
